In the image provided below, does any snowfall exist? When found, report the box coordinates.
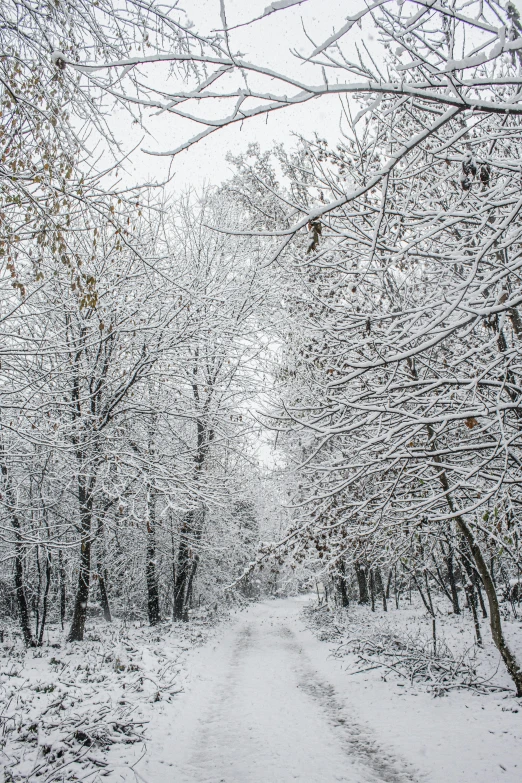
[1,596,521,782]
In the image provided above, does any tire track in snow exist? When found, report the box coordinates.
[169,602,421,783]
[184,622,268,783]
[278,625,419,783]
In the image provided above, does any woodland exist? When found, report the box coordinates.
[1,1,522,780]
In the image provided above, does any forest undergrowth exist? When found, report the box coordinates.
[304,598,522,699]
[0,606,228,782]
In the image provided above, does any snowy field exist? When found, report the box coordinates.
[2,596,521,782]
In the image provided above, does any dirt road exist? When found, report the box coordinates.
[136,598,417,783]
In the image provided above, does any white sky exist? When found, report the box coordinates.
[103,0,522,195]
[109,0,371,194]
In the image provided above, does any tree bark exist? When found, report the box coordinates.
[185,553,200,616]
[355,562,369,604]
[424,570,435,616]
[369,568,376,612]
[174,509,204,621]
[385,569,392,601]
[68,475,95,642]
[0,449,35,647]
[173,395,212,621]
[379,569,388,612]
[98,569,112,623]
[473,568,488,619]
[37,551,52,646]
[173,516,191,621]
[146,485,160,626]
[337,559,350,608]
[95,515,112,622]
[58,549,66,629]
[445,545,461,615]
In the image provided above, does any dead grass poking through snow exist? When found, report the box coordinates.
[0,609,220,782]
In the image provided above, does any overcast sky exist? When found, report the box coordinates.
[107,0,373,195]
[103,0,522,197]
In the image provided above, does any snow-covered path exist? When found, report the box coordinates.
[136,598,417,783]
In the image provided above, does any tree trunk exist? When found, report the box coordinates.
[58,549,66,629]
[0,451,35,647]
[14,543,35,646]
[337,559,350,608]
[37,552,52,646]
[424,570,435,616]
[369,569,376,612]
[473,568,488,619]
[174,507,205,621]
[379,569,388,612]
[146,486,160,626]
[35,545,41,642]
[394,566,400,609]
[185,554,200,619]
[465,579,482,646]
[355,562,369,604]
[173,396,212,622]
[174,511,194,621]
[445,546,461,615]
[490,555,496,587]
[68,476,95,642]
[385,569,392,600]
[170,518,177,617]
[95,516,112,622]
[98,570,112,623]
[459,545,483,645]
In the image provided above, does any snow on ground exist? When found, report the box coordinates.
[131,596,522,783]
[302,597,522,783]
[0,610,220,781]
[2,597,522,782]
[132,596,417,783]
